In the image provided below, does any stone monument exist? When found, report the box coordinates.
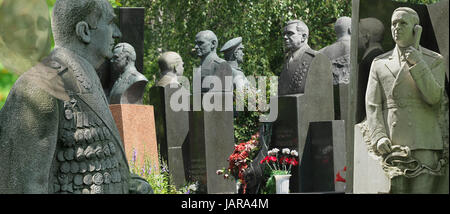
[108,43,148,105]
[356,17,385,123]
[0,0,151,194]
[155,51,184,87]
[188,30,236,193]
[220,37,249,90]
[272,20,335,192]
[320,17,352,85]
[108,43,156,173]
[320,16,352,121]
[356,7,448,193]
[149,51,189,188]
[0,0,52,75]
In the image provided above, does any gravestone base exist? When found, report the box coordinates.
[188,92,236,194]
[353,123,390,193]
[110,104,159,173]
[299,120,347,193]
[149,86,189,188]
[271,93,335,192]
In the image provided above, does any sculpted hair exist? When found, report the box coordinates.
[197,30,218,45]
[115,43,136,62]
[334,17,351,37]
[51,0,109,46]
[158,51,182,72]
[286,20,309,37]
[360,17,385,43]
[393,7,420,25]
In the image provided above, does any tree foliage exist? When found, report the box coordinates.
[121,0,352,86]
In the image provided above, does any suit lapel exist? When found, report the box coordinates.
[384,49,400,78]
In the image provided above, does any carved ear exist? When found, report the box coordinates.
[302,33,308,43]
[76,21,91,44]
[211,40,217,50]
[348,27,351,35]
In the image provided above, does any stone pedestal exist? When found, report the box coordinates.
[299,121,347,193]
[334,84,349,121]
[188,92,236,194]
[353,124,390,193]
[109,104,159,173]
[149,86,189,188]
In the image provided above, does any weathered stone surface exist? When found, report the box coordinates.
[0,0,152,194]
[353,124,391,193]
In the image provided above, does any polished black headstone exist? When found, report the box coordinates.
[299,120,346,193]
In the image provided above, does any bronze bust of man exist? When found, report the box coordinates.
[193,30,231,92]
[278,20,331,95]
[0,0,151,194]
[365,7,448,193]
[108,42,148,104]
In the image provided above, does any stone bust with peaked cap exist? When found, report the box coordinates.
[0,0,151,194]
[220,37,249,90]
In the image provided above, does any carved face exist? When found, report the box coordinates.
[194,33,215,57]
[175,59,184,76]
[0,0,52,73]
[391,11,415,48]
[283,24,306,52]
[111,47,128,73]
[89,1,121,62]
[234,44,244,64]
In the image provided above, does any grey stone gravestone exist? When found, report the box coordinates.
[187,32,236,193]
[272,20,335,193]
[149,85,189,189]
[428,0,449,92]
[188,91,236,193]
[299,121,346,193]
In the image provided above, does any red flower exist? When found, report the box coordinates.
[269,156,277,162]
[289,159,299,166]
[279,157,291,164]
[260,156,269,164]
[335,171,346,183]
[343,166,347,171]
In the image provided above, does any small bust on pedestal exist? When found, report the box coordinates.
[109,42,148,104]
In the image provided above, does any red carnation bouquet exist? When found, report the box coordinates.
[260,147,299,175]
[216,132,260,194]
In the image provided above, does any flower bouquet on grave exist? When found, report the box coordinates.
[260,148,299,194]
[216,132,260,194]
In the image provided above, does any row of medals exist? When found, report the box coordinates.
[54,99,124,194]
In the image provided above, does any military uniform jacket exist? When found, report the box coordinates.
[278,45,325,95]
[0,47,132,193]
[365,46,446,150]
